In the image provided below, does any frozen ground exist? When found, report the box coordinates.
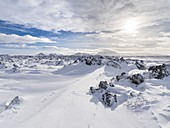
[0,54,170,128]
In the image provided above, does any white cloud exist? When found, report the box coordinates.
[0,0,170,32]
[0,33,53,44]
[0,0,170,54]
[0,45,106,55]
[1,43,38,49]
[160,32,170,37]
[42,46,101,55]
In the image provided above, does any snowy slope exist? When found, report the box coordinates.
[0,55,170,128]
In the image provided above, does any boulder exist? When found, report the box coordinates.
[5,96,22,110]
[128,74,144,85]
[135,60,146,70]
[12,64,19,72]
[109,82,115,87]
[148,64,169,79]
[102,92,117,107]
[85,59,92,65]
[116,72,126,81]
[99,81,108,90]
[90,86,96,94]
[107,61,121,69]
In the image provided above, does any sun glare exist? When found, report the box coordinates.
[123,19,139,33]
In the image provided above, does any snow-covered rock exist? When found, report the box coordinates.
[5,96,23,110]
[128,74,144,85]
[148,64,169,79]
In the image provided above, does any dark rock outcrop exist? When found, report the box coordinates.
[116,72,126,81]
[148,64,169,79]
[99,81,108,90]
[102,92,117,107]
[135,60,146,70]
[85,59,93,65]
[128,74,144,85]
[12,64,19,72]
[107,61,121,69]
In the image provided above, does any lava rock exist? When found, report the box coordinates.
[128,74,144,85]
[135,60,146,70]
[5,96,22,110]
[109,82,115,87]
[116,72,126,81]
[102,92,117,107]
[85,59,92,65]
[120,57,125,62]
[99,81,108,90]
[148,64,169,79]
[0,62,7,69]
[12,64,19,72]
[107,61,121,69]
[90,86,96,94]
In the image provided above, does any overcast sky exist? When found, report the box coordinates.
[0,0,170,55]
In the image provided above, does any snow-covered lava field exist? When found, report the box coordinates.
[0,53,170,128]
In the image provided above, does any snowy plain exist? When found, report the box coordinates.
[0,54,170,128]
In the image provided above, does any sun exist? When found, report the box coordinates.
[123,19,139,33]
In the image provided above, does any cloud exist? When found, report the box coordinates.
[160,32,170,37]
[97,48,119,56]
[0,0,170,55]
[0,0,169,32]
[41,46,101,55]
[0,33,53,44]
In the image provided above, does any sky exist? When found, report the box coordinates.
[0,0,170,55]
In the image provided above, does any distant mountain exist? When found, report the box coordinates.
[97,49,119,56]
[119,53,167,57]
[74,53,91,56]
